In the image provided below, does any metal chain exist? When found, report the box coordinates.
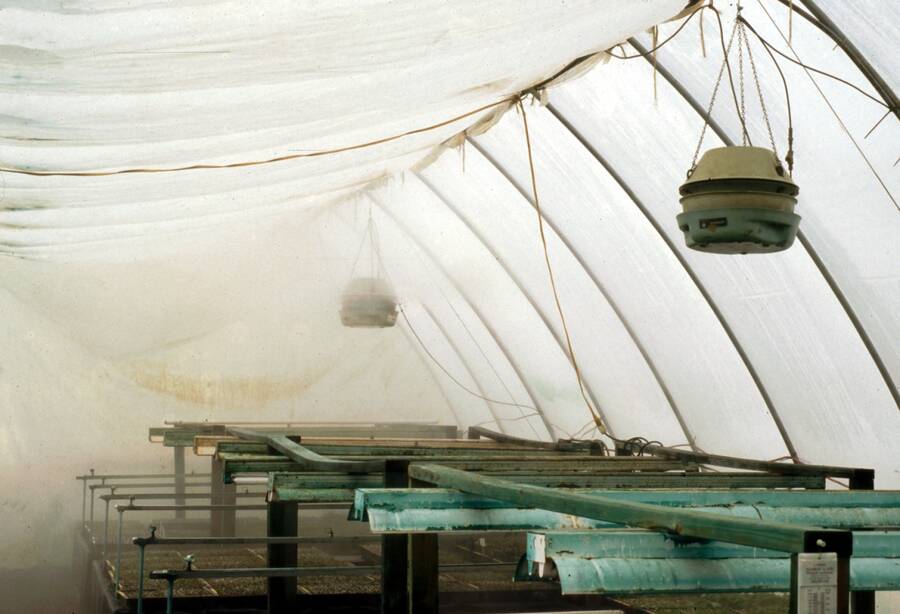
[737,23,748,145]
[741,22,780,160]
[689,18,740,173]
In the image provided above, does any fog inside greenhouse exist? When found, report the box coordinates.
[2,1,899,612]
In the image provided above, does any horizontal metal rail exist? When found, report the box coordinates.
[132,535,377,547]
[518,530,900,595]
[268,488,356,503]
[217,440,583,458]
[352,488,900,511]
[166,420,445,427]
[622,441,871,481]
[90,481,209,491]
[466,425,568,449]
[112,501,344,512]
[84,478,216,527]
[266,472,823,498]
[113,503,270,596]
[121,504,269,512]
[289,443,575,455]
[130,529,379,613]
[223,455,648,476]
[524,530,899,561]
[263,460,701,482]
[228,428,385,473]
[358,507,900,533]
[118,497,360,590]
[77,473,211,481]
[351,491,900,534]
[516,557,899,594]
[222,453,692,471]
[407,464,852,555]
[99,492,265,502]
[95,492,266,563]
[151,562,508,581]
[467,426,872,482]
[160,423,458,446]
[148,562,512,614]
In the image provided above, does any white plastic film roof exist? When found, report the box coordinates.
[1,0,898,570]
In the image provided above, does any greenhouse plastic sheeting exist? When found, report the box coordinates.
[0,0,898,594]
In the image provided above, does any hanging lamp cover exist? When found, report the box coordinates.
[677,146,800,254]
[340,277,399,328]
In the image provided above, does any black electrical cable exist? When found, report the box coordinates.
[739,17,891,110]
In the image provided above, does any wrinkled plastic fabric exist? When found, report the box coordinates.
[0,0,898,583]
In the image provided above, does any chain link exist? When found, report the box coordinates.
[737,23,747,145]
[689,18,740,173]
[741,22,780,161]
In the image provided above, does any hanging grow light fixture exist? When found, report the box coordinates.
[340,276,398,328]
[340,210,398,328]
[677,10,799,255]
[677,146,799,254]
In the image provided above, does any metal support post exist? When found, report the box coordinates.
[207,429,236,535]
[223,480,237,537]
[211,457,224,535]
[102,489,115,560]
[850,469,876,614]
[114,507,125,592]
[136,543,146,614]
[90,477,105,528]
[81,478,88,525]
[165,577,175,614]
[408,478,438,614]
[382,460,410,614]
[173,447,186,519]
[838,554,851,614]
[266,500,298,614]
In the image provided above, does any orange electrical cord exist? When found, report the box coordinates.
[516,98,608,436]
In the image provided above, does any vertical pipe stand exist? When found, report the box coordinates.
[267,500,298,614]
[174,446,186,520]
[136,544,146,614]
[165,577,175,614]
[210,457,224,536]
[114,507,125,592]
[223,481,237,536]
[382,460,409,614]
[850,470,876,614]
[408,477,439,614]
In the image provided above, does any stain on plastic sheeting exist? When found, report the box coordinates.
[462,76,515,96]
[0,113,36,127]
[0,45,63,65]
[0,496,28,515]
[0,135,67,142]
[124,361,334,408]
[0,199,50,211]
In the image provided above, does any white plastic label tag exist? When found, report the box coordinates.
[796,552,838,614]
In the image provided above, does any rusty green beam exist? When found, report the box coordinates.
[407,464,851,555]
[622,440,871,481]
[227,428,384,473]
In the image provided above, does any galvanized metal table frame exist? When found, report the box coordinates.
[83,422,893,614]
